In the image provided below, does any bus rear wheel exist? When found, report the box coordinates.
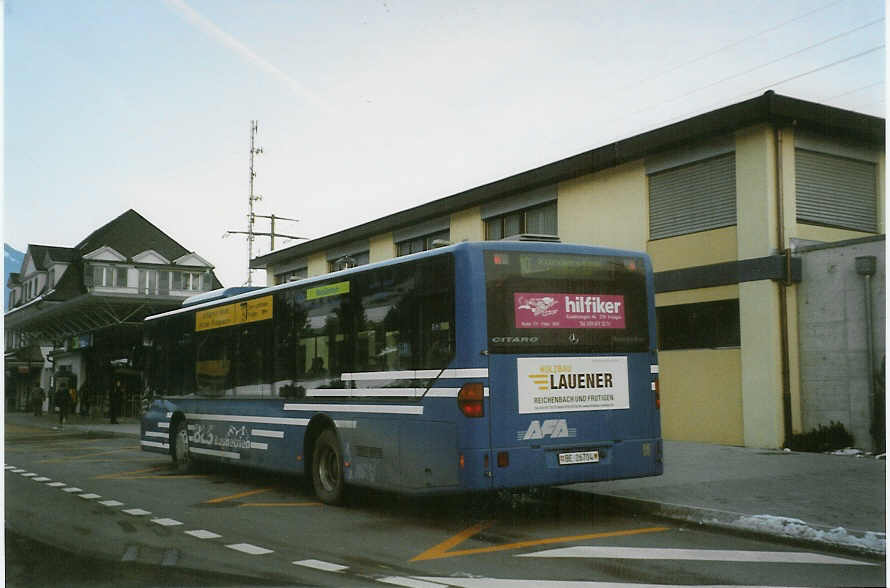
[312,429,344,505]
[172,419,191,472]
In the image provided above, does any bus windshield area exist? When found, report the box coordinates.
[485,251,649,354]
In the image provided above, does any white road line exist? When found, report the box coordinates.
[409,580,808,588]
[99,500,124,507]
[293,559,348,573]
[517,546,875,566]
[185,529,222,539]
[5,465,16,470]
[10,469,26,473]
[21,472,37,477]
[225,543,274,555]
[62,487,83,493]
[46,482,67,487]
[152,518,183,527]
[79,493,102,500]
[32,477,51,482]
[122,508,152,516]
[378,578,449,588]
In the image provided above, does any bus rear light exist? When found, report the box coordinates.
[497,451,509,468]
[459,453,465,469]
[653,379,660,410]
[458,383,484,418]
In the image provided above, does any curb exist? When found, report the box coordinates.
[580,491,885,561]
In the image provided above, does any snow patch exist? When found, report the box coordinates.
[732,515,885,554]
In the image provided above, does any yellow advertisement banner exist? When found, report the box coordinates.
[306,281,350,301]
[195,295,274,332]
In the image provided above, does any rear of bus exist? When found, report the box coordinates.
[481,243,662,489]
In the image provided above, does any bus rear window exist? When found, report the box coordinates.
[485,251,649,354]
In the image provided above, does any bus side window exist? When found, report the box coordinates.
[194,330,232,396]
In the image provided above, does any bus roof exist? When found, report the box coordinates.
[144,240,650,322]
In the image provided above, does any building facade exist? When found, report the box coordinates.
[252,92,885,449]
[5,210,222,418]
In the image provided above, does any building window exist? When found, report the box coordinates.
[396,229,450,256]
[485,202,557,240]
[138,269,159,294]
[656,299,740,351]
[795,149,878,232]
[275,267,308,285]
[328,251,369,273]
[648,153,736,240]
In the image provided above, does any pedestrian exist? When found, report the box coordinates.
[55,385,69,427]
[32,386,45,416]
[110,381,122,424]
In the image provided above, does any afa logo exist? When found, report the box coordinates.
[517,419,577,441]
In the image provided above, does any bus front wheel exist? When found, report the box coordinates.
[172,419,191,472]
[312,429,344,505]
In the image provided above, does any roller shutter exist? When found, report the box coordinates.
[796,149,877,232]
[648,153,736,240]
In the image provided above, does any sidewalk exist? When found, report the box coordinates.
[5,411,885,557]
[564,441,886,557]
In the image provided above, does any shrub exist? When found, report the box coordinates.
[788,421,855,453]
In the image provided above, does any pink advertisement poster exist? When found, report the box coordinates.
[514,293,626,329]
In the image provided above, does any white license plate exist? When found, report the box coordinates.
[558,450,599,465]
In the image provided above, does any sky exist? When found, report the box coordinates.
[3,0,885,287]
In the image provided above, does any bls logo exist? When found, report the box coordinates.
[519,419,575,440]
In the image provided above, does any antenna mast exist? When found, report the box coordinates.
[246,120,263,286]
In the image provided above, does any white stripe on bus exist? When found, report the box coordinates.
[341,368,488,381]
[650,365,659,374]
[305,387,489,398]
[251,429,285,438]
[158,421,170,429]
[145,431,168,438]
[283,403,423,415]
[184,414,310,426]
[191,447,241,460]
[141,440,169,450]
[249,442,269,450]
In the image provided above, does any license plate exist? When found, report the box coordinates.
[558,450,599,465]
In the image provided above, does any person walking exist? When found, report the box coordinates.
[55,385,69,428]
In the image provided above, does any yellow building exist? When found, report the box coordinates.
[252,92,884,449]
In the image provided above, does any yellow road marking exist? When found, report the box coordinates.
[39,447,135,463]
[95,467,167,479]
[204,488,271,504]
[239,502,322,507]
[411,525,669,561]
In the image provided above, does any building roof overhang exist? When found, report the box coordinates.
[251,91,885,270]
[4,292,186,343]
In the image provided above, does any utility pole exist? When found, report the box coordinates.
[225,121,306,286]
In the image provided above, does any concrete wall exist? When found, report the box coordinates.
[795,237,885,451]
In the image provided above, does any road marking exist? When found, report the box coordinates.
[239,501,321,508]
[32,476,51,482]
[99,500,125,507]
[21,472,37,477]
[378,577,449,588]
[122,508,152,516]
[79,493,102,499]
[10,469,26,473]
[46,482,67,487]
[39,447,134,463]
[204,488,271,504]
[396,579,809,588]
[411,524,669,562]
[225,542,274,555]
[517,546,876,566]
[185,529,222,539]
[293,559,348,572]
[62,487,83,493]
[94,466,166,479]
[152,518,184,527]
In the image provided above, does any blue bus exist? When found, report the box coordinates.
[141,241,662,504]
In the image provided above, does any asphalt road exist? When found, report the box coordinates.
[5,424,885,587]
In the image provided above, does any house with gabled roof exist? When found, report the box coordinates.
[5,209,222,416]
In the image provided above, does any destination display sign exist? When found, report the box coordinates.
[195,295,274,332]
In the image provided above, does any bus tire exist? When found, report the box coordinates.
[172,419,191,472]
[312,429,344,505]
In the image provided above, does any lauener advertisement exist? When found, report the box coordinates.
[517,356,630,414]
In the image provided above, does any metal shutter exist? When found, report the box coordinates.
[648,153,736,240]
[795,149,877,232]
